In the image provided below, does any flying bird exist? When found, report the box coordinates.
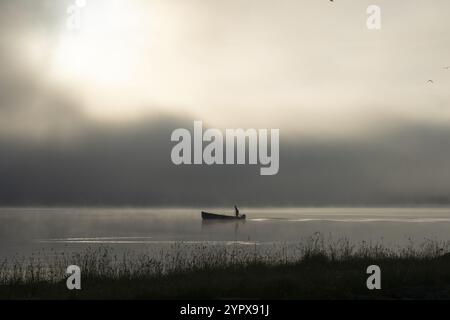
[427,79,434,84]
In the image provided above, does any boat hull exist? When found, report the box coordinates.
[201,211,246,220]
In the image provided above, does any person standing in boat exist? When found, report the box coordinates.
[234,205,240,217]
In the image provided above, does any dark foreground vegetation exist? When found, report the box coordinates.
[2,236,450,299]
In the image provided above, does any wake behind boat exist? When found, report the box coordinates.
[201,211,246,220]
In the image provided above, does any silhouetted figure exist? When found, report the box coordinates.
[234,205,240,217]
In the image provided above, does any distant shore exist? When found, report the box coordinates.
[2,236,450,299]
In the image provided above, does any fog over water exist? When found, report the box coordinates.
[2,207,450,261]
[1,1,450,206]
[1,1,450,210]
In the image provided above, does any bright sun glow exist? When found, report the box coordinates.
[50,0,157,120]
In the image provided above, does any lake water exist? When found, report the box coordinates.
[2,207,450,260]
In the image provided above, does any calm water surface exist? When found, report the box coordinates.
[2,207,450,259]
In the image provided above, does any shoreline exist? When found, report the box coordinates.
[2,255,450,299]
[2,238,450,299]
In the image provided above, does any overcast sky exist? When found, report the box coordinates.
[1,0,450,206]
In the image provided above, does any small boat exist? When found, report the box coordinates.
[201,211,246,220]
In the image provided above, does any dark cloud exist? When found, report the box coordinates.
[1,113,450,206]
[1,1,450,207]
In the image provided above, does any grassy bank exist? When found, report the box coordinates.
[2,236,450,299]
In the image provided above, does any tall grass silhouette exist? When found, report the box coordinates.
[2,234,450,299]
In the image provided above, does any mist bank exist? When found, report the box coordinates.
[2,113,450,206]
